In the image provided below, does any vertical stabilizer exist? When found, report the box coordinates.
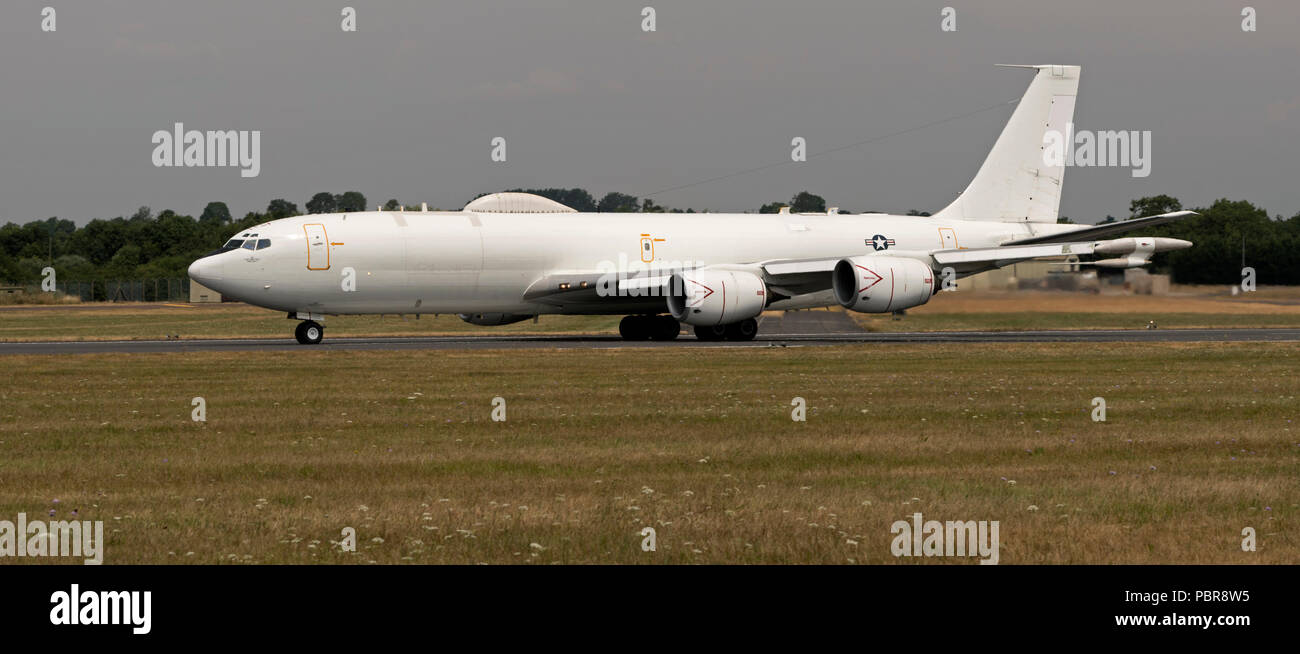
[934,65,1080,224]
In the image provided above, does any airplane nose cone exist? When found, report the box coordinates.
[188,255,224,288]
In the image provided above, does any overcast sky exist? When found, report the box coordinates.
[2,0,1297,226]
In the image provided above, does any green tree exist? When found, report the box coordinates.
[266,199,299,219]
[53,254,96,279]
[1142,198,1294,284]
[383,198,402,211]
[1129,195,1182,219]
[335,191,367,213]
[199,202,232,225]
[106,244,143,277]
[597,192,639,213]
[790,191,826,213]
[306,192,337,215]
[0,251,26,283]
[70,218,129,265]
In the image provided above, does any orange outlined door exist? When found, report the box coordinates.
[305,224,329,270]
[638,233,666,263]
[640,234,654,262]
[938,227,958,249]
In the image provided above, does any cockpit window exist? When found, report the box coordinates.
[220,233,265,253]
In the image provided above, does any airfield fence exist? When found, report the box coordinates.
[2,278,192,302]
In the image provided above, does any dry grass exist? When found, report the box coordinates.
[0,291,83,306]
[1,342,1295,564]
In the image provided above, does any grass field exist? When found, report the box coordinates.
[1,342,1295,564]
[3,288,1300,341]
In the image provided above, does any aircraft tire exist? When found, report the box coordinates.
[619,315,651,341]
[693,324,728,341]
[724,318,758,341]
[650,315,680,341]
[295,320,324,345]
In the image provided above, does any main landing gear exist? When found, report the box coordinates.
[693,317,758,342]
[619,314,681,341]
[618,315,758,342]
[295,320,324,345]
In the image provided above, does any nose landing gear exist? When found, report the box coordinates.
[295,320,324,345]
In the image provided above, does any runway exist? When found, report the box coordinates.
[3,327,1298,355]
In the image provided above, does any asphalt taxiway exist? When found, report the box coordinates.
[2,326,1297,355]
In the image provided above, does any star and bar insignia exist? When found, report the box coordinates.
[866,234,896,251]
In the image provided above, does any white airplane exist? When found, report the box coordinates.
[188,65,1193,345]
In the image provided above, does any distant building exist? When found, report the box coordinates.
[953,259,1089,292]
[190,281,222,303]
[952,258,1169,294]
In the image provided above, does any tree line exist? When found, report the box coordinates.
[0,189,1296,285]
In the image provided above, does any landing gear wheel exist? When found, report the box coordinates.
[724,317,758,341]
[619,315,651,341]
[694,324,728,341]
[650,315,680,341]
[295,320,323,345]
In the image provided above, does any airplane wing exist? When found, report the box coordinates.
[522,211,1197,305]
[929,242,1098,267]
[755,246,1082,294]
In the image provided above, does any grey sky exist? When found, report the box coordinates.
[2,0,1297,226]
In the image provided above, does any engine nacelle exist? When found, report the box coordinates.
[832,255,935,313]
[1092,237,1191,256]
[1087,237,1192,269]
[666,270,767,326]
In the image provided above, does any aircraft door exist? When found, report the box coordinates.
[305,224,330,270]
[939,227,959,249]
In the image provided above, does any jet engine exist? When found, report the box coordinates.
[1088,237,1191,268]
[666,270,767,326]
[832,255,936,313]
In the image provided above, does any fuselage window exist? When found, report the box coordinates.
[222,239,244,250]
[255,239,271,250]
[242,240,257,250]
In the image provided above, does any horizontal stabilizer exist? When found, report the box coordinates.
[1002,211,1197,245]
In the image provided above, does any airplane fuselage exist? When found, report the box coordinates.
[189,210,1072,316]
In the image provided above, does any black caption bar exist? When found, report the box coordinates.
[0,565,1289,643]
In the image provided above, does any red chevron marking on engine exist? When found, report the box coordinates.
[687,278,714,306]
[856,265,884,293]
